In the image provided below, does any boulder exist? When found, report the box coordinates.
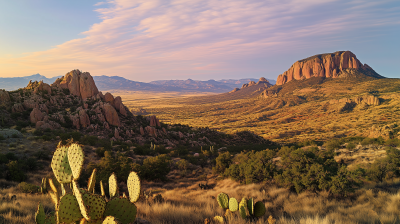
[364,95,380,106]
[79,72,99,100]
[140,126,145,135]
[114,128,120,139]
[33,81,52,95]
[114,96,127,116]
[150,115,161,127]
[30,108,44,123]
[102,103,120,126]
[11,103,24,113]
[79,110,90,128]
[104,93,115,107]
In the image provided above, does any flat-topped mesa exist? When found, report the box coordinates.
[276,51,382,85]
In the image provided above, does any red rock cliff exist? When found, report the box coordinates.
[276,51,379,85]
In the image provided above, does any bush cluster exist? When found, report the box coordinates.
[0,152,38,182]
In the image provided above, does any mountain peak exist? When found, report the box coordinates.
[277,51,384,85]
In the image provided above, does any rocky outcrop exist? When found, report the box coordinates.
[329,95,380,106]
[114,96,127,116]
[150,115,161,127]
[11,103,24,113]
[0,90,10,105]
[104,92,115,106]
[368,124,398,139]
[79,110,91,128]
[53,70,99,100]
[103,103,120,126]
[30,108,44,123]
[33,81,52,95]
[276,51,383,85]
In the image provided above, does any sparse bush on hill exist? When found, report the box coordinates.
[17,182,38,193]
[213,151,232,175]
[6,160,26,182]
[366,147,400,182]
[225,150,276,184]
[324,139,341,150]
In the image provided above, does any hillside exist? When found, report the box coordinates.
[124,52,400,144]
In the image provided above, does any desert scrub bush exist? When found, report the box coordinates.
[6,160,26,182]
[139,154,172,181]
[361,137,385,146]
[213,151,232,175]
[224,150,276,184]
[18,182,39,193]
[366,147,400,182]
[324,139,341,150]
[176,159,189,171]
[274,146,360,195]
[346,142,356,150]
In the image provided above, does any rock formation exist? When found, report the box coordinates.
[53,70,99,100]
[33,81,52,95]
[234,77,273,92]
[150,115,161,127]
[276,51,383,85]
[30,108,44,123]
[103,103,120,127]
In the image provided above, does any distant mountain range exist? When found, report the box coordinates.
[0,74,276,92]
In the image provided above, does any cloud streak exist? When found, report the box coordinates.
[1,0,399,80]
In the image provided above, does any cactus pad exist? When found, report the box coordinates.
[127,171,140,203]
[51,145,73,183]
[104,197,137,224]
[57,193,83,223]
[254,201,266,217]
[247,198,254,215]
[68,143,85,180]
[44,213,56,224]
[109,173,118,198]
[103,216,121,224]
[228,197,238,212]
[35,202,45,224]
[100,180,105,197]
[88,168,97,192]
[239,198,248,219]
[213,216,224,223]
[217,193,229,209]
[73,181,106,221]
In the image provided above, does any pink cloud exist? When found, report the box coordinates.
[0,0,398,80]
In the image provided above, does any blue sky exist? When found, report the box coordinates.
[0,0,399,81]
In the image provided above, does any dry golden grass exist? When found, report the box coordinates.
[1,178,400,223]
[123,78,400,144]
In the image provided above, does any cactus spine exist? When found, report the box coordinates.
[35,141,141,224]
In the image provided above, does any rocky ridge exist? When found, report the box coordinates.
[276,51,383,85]
[0,69,268,147]
[229,77,273,93]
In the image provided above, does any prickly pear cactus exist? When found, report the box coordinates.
[73,181,106,221]
[109,173,118,198]
[35,202,45,224]
[51,145,73,183]
[103,216,121,224]
[213,215,224,223]
[104,197,137,224]
[247,197,254,215]
[88,168,97,193]
[217,193,229,209]
[254,201,266,218]
[57,193,83,223]
[49,178,58,193]
[228,197,238,212]
[100,180,105,197]
[239,197,248,219]
[68,143,85,180]
[127,171,140,203]
[49,191,59,208]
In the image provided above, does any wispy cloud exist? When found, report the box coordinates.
[1,0,399,80]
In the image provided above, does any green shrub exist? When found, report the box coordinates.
[366,147,400,182]
[346,142,356,150]
[224,150,276,184]
[176,159,189,171]
[95,147,106,157]
[18,182,38,193]
[6,161,26,182]
[139,154,171,181]
[213,152,232,174]
[324,139,341,150]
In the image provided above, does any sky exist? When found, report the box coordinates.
[0,0,399,82]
